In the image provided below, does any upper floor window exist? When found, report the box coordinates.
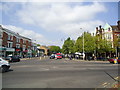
[8,34,13,40]
[23,40,26,44]
[16,44,20,48]
[16,38,20,43]
[106,34,112,40]
[23,45,26,51]
[0,34,2,39]
[117,34,120,39]
[8,42,13,48]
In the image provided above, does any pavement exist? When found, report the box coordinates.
[2,57,120,89]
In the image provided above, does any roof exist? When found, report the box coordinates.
[111,25,119,31]
[0,25,31,41]
[104,23,111,30]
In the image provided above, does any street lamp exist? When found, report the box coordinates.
[80,28,85,60]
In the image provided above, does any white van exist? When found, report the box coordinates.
[0,58,10,73]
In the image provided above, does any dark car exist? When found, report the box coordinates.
[50,54,55,59]
[5,56,20,62]
[108,57,120,64]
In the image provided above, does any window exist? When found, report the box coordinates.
[0,34,2,39]
[23,40,26,44]
[16,38,20,43]
[8,34,13,40]
[23,45,26,51]
[118,34,120,39]
[16,44,20,48]
[8,42,13,48]
[0,31,2,39]
[107,34,112,39]
[8,35,11,40]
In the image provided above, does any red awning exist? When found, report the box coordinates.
[16,49,20,51]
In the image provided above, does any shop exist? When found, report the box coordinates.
[0,47,6,57]
[6,48,15,56]
[15,48,23,58]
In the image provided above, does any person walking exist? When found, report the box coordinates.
[114,57,118,64]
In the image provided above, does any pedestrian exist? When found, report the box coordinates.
[114,57,118,64]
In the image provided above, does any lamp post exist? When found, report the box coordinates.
[80,28,85,60]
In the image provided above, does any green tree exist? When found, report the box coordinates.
[75,32,96,53]
[49,46,61,54]
[62,37,75,54]
[37,44,40,46]
[95,36,113,58]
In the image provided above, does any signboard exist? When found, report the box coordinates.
[0,47,6,51]
[6,48,15,52]
[16,49,20,51]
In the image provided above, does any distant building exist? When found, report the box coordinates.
[37,46,49,56]
[31,42,38,57]
[0,25,32,58]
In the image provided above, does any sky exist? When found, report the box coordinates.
[0,0,119,47]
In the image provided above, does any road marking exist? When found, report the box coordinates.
[102,82,107,85]
[114,76,119,80]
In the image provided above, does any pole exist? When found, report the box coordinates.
[116,47,117,57]
[83,31,84,60]
[80,28,84,60]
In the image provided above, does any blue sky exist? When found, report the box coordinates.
[0,1,119,47]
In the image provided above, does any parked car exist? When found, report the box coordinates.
[55,53,62,59]
[0,58,10,73]
[50,54,55,59]
[5,56,20,62]
[108,57,120,64]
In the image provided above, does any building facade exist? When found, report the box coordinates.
[37,46,49,56]
[96,21,120,57]
[0,25,32,58]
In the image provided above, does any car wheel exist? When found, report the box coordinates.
[1,66,8,73]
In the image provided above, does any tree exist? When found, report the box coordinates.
[75,32,96,53]
[49,46,61,54]
[95,35,113,58]
[62,37,75,54]
[37,44,40,46]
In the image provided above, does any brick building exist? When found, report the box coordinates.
[96,20,120,57]
[0,25,32,58]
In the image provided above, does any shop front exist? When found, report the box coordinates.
[15,48,23,58]
[6,48,15,56]
[0,46,6,57]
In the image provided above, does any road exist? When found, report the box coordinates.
[2,57,119,88]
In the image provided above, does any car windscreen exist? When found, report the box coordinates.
[57,55,62,56]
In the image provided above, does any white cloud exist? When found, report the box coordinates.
[2,25,61,46]
[16,2,106,37]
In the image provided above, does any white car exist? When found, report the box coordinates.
[0,58,10,73]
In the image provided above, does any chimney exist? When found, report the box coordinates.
[99,25,102,30]
[117,20,120,30]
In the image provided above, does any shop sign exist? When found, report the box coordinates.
[16,49,20,51]
[0,47,6,51]
[6,48,15,52]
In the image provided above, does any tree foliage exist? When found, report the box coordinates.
[62,32,113,56]
[49,46,61,54]
[62,37,75,54]
[75,32,96,53]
